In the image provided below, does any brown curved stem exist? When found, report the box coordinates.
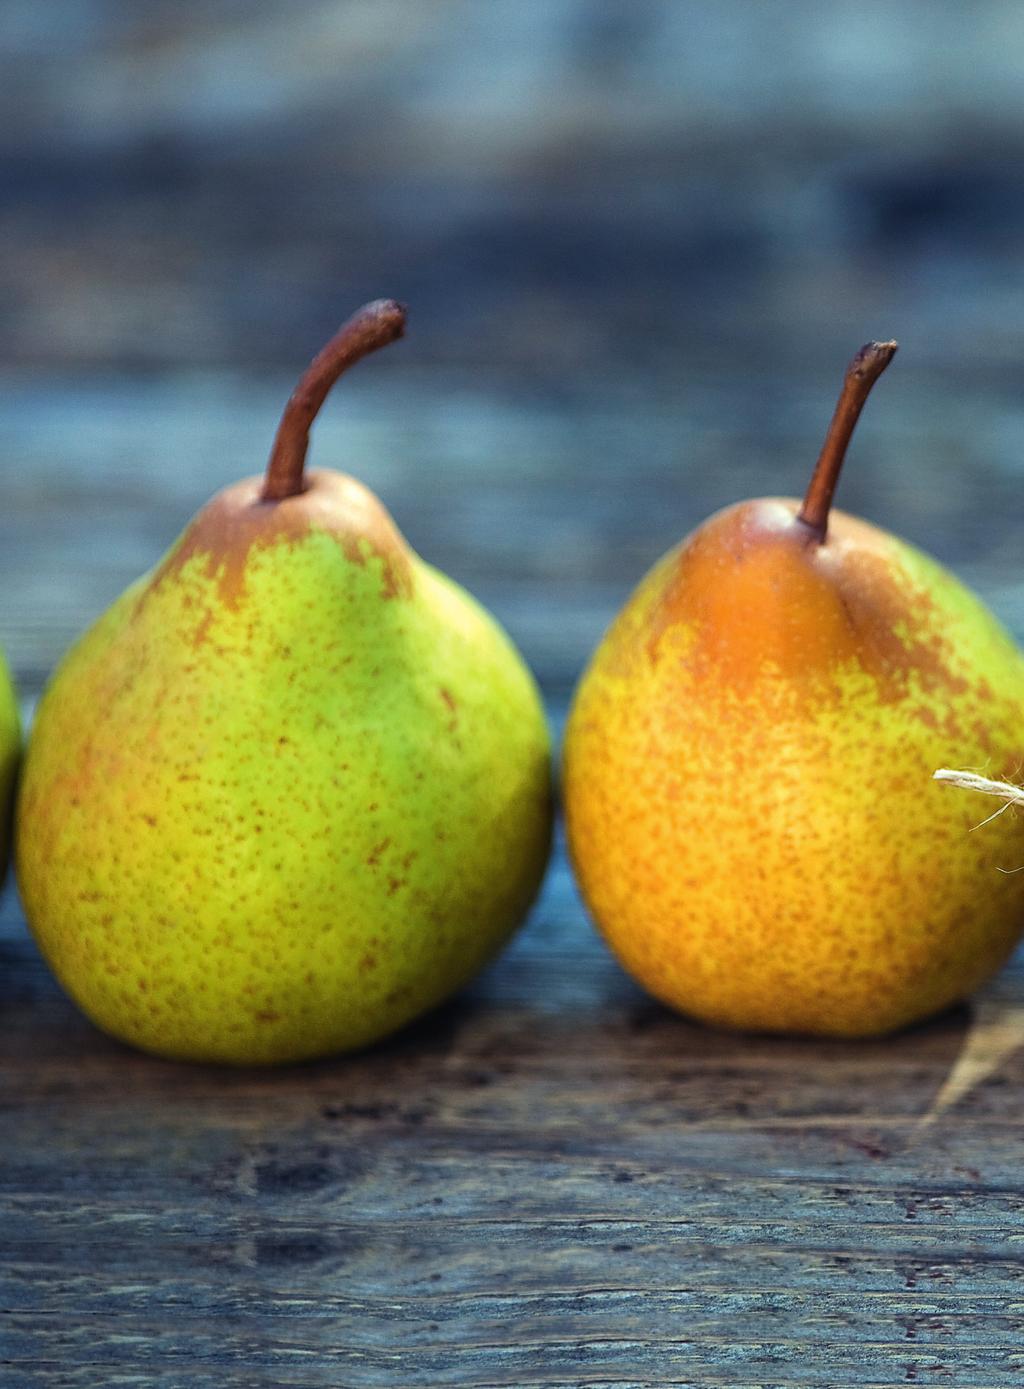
[262,299,407,501]
[797,340,898,542]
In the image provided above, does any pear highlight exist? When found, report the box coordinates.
[564,342,1024,1037]
[17,301,552,1064]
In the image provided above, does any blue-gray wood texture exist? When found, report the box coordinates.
[6,3,1024,1385]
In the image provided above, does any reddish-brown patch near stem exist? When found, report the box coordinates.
[142,470,413,625]
[642,499,972,708]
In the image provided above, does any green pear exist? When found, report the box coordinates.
[0,647,19,884]
[17,301,552,1064]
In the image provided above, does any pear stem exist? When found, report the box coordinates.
[797,339,898,542]
[262,299,407,502]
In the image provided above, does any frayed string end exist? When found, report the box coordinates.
[933,769,1024,807]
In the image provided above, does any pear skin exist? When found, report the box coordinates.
[17,302,552,1064]
[564,343,1024,1038]
[0,648,19,884]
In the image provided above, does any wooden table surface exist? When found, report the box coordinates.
[5,364,1024,1388]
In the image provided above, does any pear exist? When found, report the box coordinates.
[17,300,552,1064]
[0,648,19,884]
[564,342,1024,1038]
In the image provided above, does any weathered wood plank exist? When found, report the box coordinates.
[4,1327,1022,1388]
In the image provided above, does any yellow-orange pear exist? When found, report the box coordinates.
[564,342,1024,1037]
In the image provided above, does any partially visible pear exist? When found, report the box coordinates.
[564,342,1024,1037]
[0,648,19,884]
[17,301,552,1064]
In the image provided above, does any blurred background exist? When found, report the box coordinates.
[5,0,1024,702]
